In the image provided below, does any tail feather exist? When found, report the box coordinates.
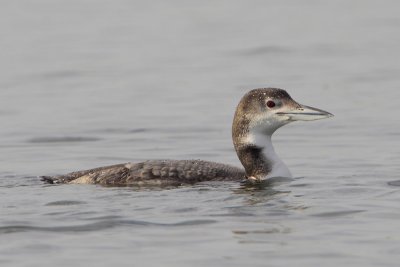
[41,176,57,184]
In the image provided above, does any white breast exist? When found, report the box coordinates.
[244,129,292,180]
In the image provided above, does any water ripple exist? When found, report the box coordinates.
[310,210,365,218]
[388,180,400,187]
[27,136,101,143]
[234,45,293,56]
[45,200,87,206]
[0,219,217,234]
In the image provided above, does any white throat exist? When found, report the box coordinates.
[244,129,292,180]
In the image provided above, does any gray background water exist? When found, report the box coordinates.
[1,1,400,266]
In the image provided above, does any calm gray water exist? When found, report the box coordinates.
[1,1,400,266]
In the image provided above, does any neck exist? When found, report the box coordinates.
[233,129,292,180]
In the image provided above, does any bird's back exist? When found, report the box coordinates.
[42,160,245,186]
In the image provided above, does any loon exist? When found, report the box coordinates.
[42,88,333,186]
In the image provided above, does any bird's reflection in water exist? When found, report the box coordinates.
[233,177,295,206]
[230,177,296,242]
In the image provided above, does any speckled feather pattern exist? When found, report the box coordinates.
[42,160,245,186]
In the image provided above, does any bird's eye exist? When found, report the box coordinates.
[266,100,276,108]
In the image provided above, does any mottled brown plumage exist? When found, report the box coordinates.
[42,160,245,186]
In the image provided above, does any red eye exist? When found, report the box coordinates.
[266,100,276,108]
